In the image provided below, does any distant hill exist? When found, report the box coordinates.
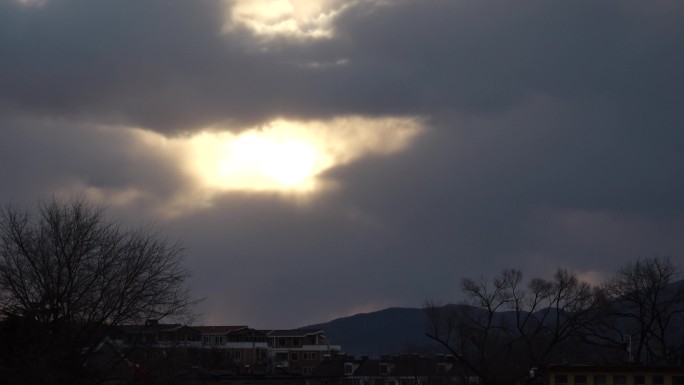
[303,306,454,357]
[303,279,684,359]
[302,304,575,357]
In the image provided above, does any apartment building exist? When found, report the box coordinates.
[110,321,342,377]
[267,329,343,375]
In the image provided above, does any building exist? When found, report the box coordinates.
[267,329,343,375]
[193,326,270,373]
[546,365,684,385]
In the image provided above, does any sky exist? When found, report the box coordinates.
[1,0,684,328]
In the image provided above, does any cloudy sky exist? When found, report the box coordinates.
[2,0,684,328]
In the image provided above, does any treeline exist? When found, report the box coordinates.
[424,257,684,385]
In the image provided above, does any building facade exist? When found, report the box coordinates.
[546,365,684,385]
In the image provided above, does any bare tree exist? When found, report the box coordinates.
[425,268,601,385]
[602,256,684,365]
[0,198,194,384]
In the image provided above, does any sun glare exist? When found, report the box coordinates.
[180,117,422,195]
[117,116,423,214]
[225,0,348,39]
[200,131,321,191]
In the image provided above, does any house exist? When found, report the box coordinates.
[192,326,271,373]
[545,364,684,385]
[267,329,343,375]
[108,322,346,379]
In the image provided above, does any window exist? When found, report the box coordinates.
[574,375,587,385]
[594,375,606,385]
[634,376,645,385]
[673,377,684,385]
[292,338,300,346]
[278,338,286,346]
[653,376,664,385]
[555,375,568,385]
[303,367,314,375]
[291,352,299,361]
[380,364,389,375]
[613,376,627,385]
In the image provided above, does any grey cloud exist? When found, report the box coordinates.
[0,117,187,206]
[2,0,683,133]
[333,0,684,117]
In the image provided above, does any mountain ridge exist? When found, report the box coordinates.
[302,306,455,357]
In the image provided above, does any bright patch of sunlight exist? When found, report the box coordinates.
[127,116,423,213]
[224,0,352,39]
[187,130,321,192]
[182,116,422,194]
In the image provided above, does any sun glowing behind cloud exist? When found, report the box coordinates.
[187,130,321,192]
[123,115,423,215]
[182,116,422,194]
[224,0,353,39]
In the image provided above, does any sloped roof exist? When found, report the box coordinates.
[267,329,325,337]
[193,325,248,334]
[228,328,268,337]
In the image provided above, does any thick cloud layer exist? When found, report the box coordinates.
[1,0,684,328]
[4,0,682,132]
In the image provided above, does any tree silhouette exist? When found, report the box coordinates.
[602,256,684,365]
[425,269,603,385]
[0,198,194,384]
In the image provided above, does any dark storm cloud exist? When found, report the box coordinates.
[3,0,683,133]
[2,0,684,327]
[332,0,684,115]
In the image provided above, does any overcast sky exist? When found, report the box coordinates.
[2,0,684,328]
